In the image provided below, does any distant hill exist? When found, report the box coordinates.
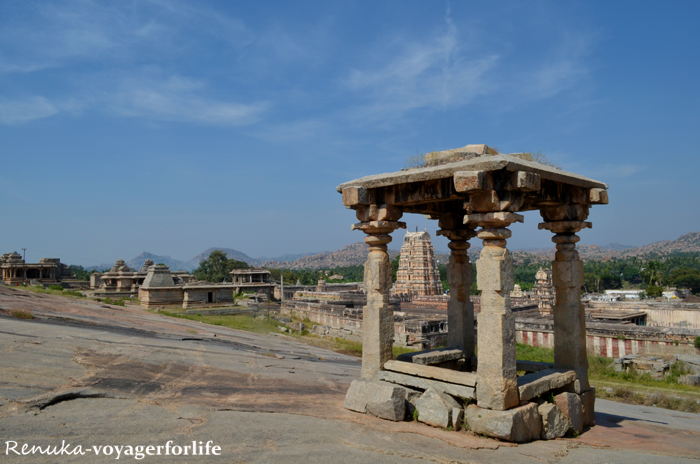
[262,242,399,270]
[183,247,260,270]
[86,231,699,272]
[522,232,700,261]
[127,252,189,271]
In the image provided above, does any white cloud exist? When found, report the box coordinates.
[0,97,58,124]
[342,13,499,122]
[111,75,268,126]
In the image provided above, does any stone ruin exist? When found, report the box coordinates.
[394,230,443,297]
[337,144,608,442]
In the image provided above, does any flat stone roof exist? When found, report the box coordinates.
[337,153,608,192]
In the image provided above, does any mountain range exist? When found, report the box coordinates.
[89,231,700,272]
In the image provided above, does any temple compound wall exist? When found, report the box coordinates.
[1,252,74,285]
[516,316,700,358]
[337,143,607,442]
[394,230,442,297]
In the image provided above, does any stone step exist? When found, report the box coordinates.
[517,369,576,402]
[383,360,478,387]
[378,371,475,399]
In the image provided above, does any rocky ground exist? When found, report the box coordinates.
[1,286,699,463]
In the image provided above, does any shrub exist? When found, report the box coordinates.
[695,336,700,349]
[48,285,64,291]
[11,310,34,319]
[102,297,126,307]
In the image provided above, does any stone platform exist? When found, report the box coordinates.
[1,286,699,462]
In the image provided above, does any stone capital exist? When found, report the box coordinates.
[538,221,591,234]
[465,212,523,229]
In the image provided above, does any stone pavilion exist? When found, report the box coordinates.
[338,144,608,441]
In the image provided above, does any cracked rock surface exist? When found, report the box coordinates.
[1,286,700,463]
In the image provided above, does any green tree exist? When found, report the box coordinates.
[392,255,401,283]
[68,265,91,281]
[669,268,700,294]
[193,250,250,282]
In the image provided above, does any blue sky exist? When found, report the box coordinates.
[1,1,698,266]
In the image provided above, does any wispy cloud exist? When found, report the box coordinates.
[343,9,498,122]
[0,97,58,124]
[109,75,269,126]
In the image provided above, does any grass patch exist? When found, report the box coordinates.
[101,297,126,307]
[515,343,555,363]
[19,285,86,299]
[393,345,419,358]
[10,310,34,319]
[159,311,281,334]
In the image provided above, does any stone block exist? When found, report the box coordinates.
[476,312,518,411]
[513,171,541,191]
[554,392,583,433]
[538,403,569,440]
[344,379,406,422]
[517,369,576,401]
[342,186,368,206]
[415,387,461,428]
[454,171,487,192]
[465,403,541,443]
[580,388,595,426]
[378,370,475,399]
[411,348,466,366]
[680,375,700,386]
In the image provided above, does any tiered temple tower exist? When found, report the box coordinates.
[394,230,443,296]
[532,267,555,315]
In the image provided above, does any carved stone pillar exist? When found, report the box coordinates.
[438,214,477,363]
[539,218,591,393]
[469,212,523,410]
[352,204,405,380]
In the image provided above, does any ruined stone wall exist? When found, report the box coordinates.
[515,316,700,358]
[394,230,443,297]
[587,301,700,329]
[183,287,235,308]
[139,287,184,309]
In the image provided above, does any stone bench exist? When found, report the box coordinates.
[517,369,576,401]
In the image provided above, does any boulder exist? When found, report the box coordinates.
[538,403,569,439]
[465,403,541,443]
[415,387,461,428]
[344,379,406,422]
[554,392,583,433]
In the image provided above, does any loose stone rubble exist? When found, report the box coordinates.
[337,144,608,442]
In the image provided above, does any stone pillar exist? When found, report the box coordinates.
[539,219,591,393]
[352,205,405,380]
[469,212,522,411]
[438,215,477,363]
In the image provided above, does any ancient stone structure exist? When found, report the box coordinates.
[394,230,442,297]
[533,268,555,315]
[337,143,608,441]
[139,264,236,309]
[1,252,74,284]
[231,269,274,297]
[92,259,193,298]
